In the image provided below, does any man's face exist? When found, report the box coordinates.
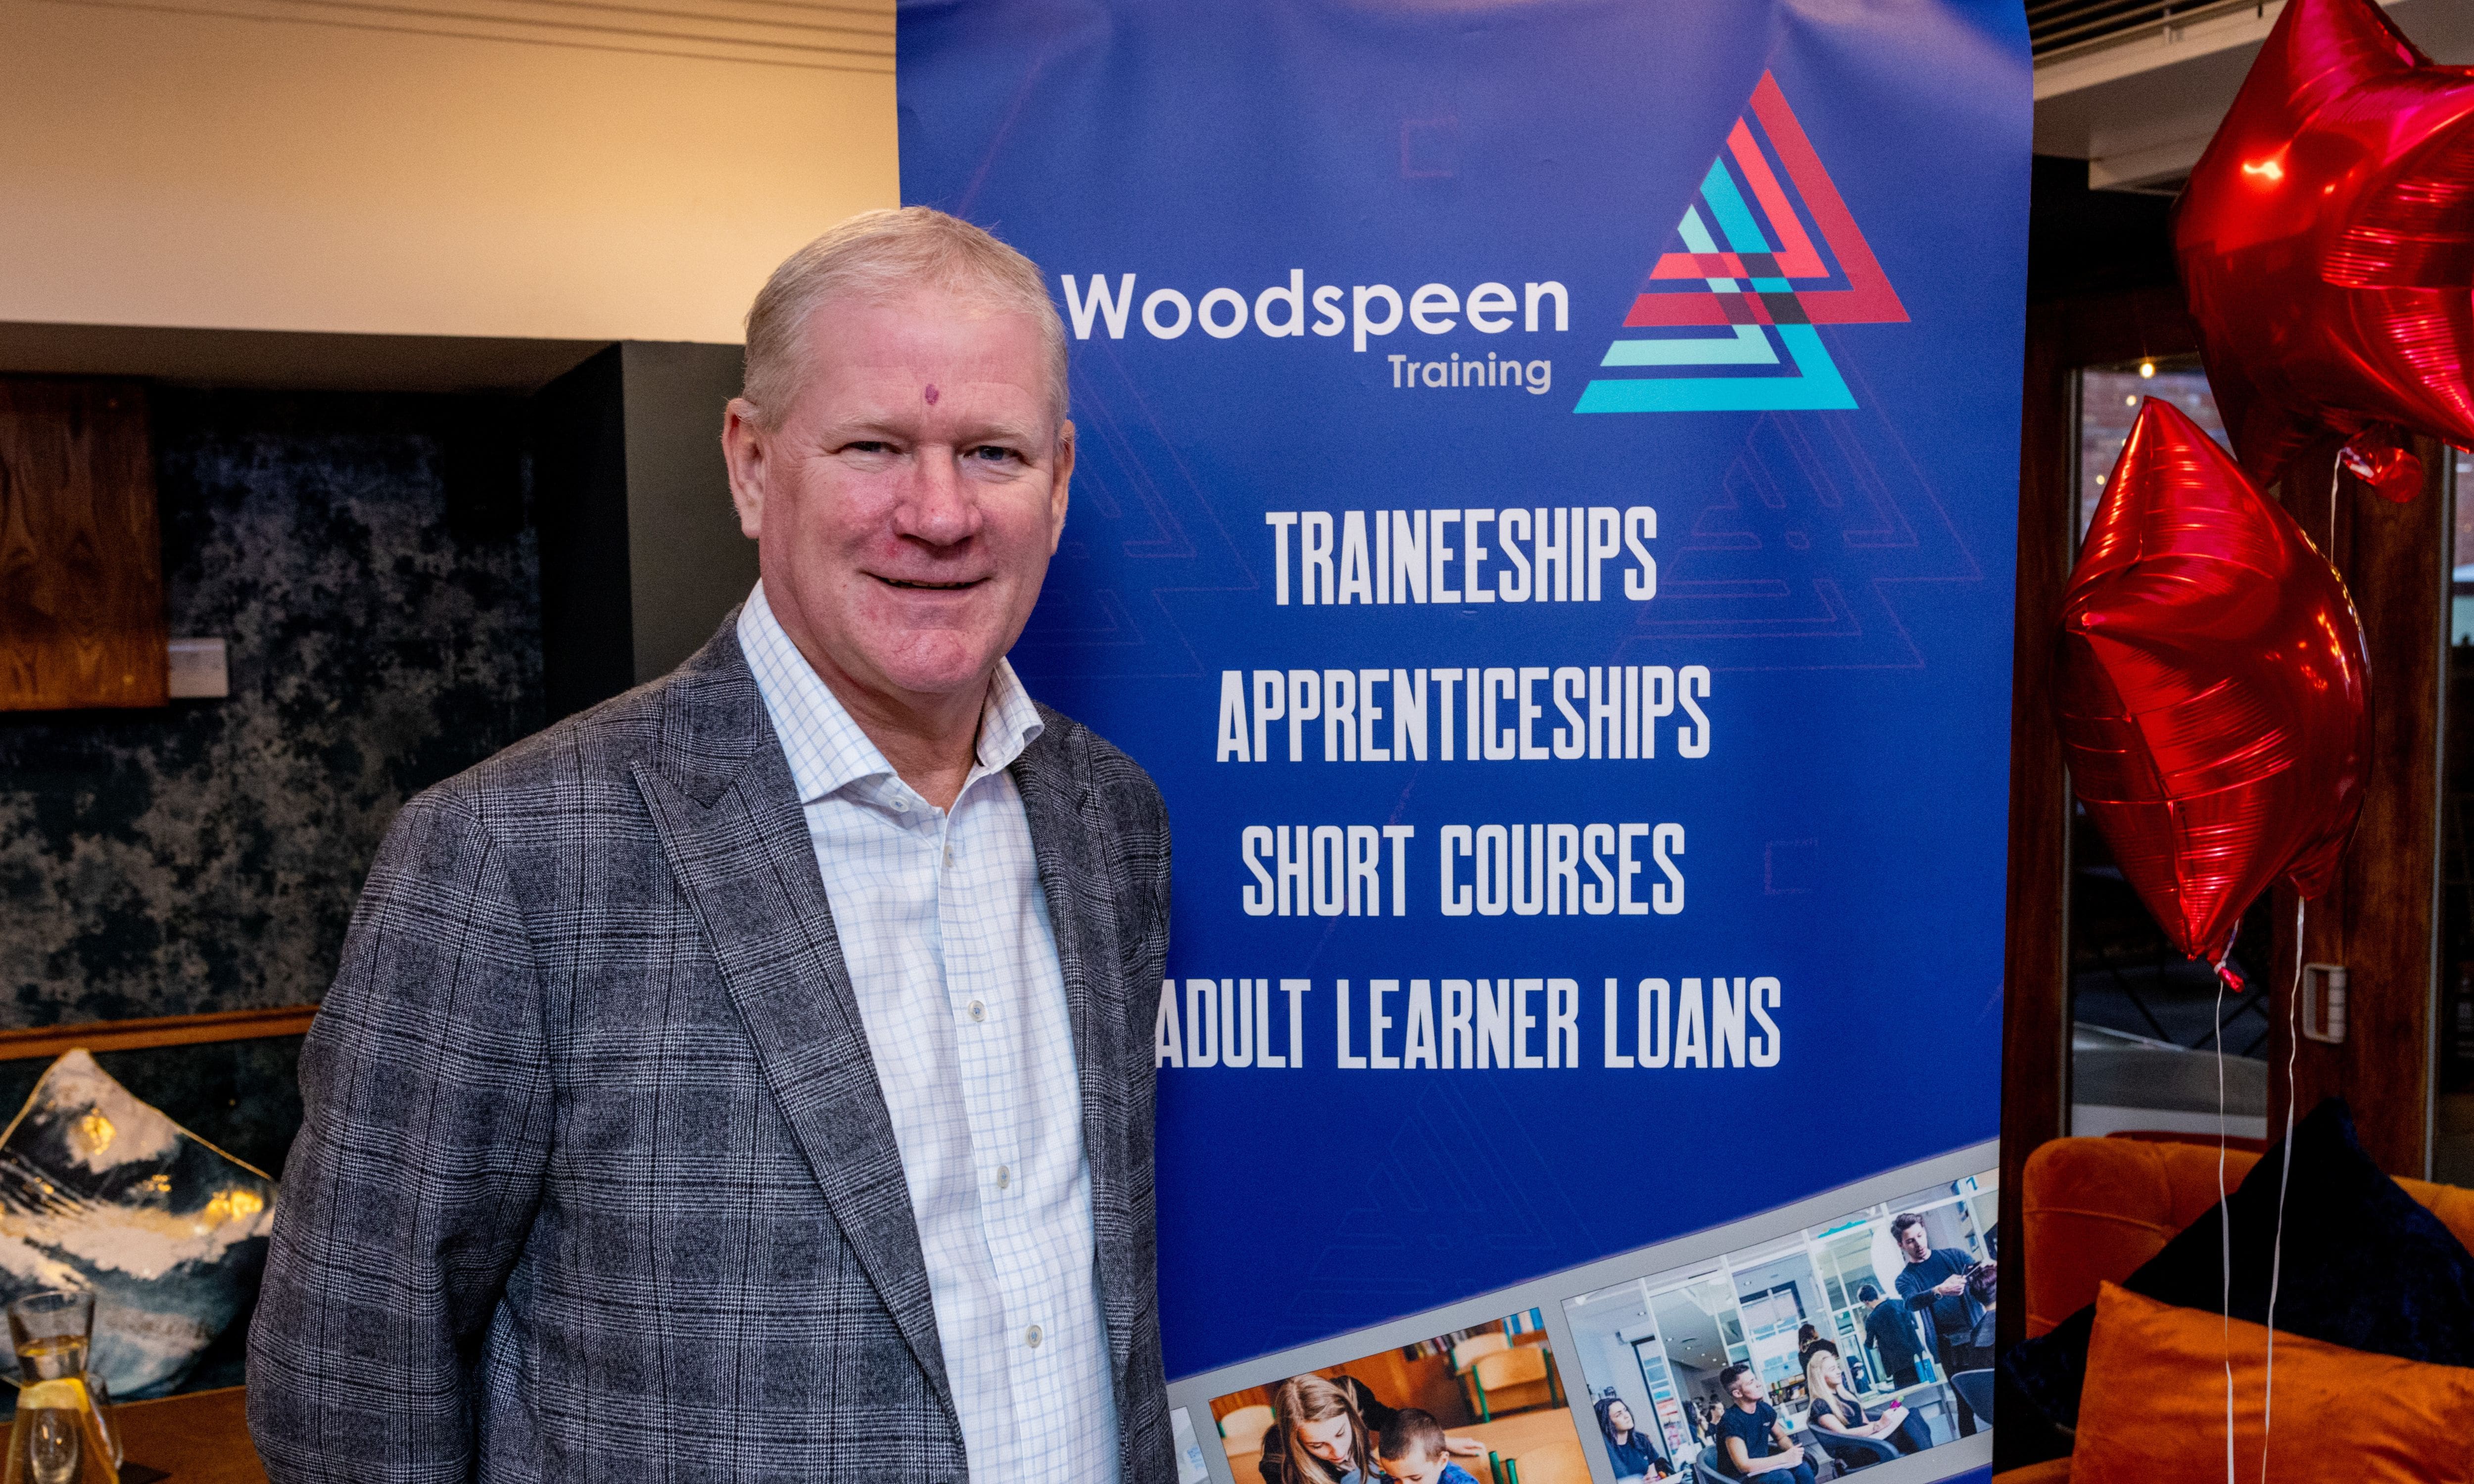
[1897,1224,1931,1263]
[1379,1446,1449,1484]
[1296,1412,1355,1464]
[1729,1369,1766,1406]
[724,286,1070,710]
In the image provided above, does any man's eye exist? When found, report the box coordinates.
[843,440,895,455]
[967,445,1022,463]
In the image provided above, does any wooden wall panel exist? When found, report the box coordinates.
[0,379,164,710]
[1998,301,2072,1362]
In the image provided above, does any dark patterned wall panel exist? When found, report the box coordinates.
[0,389,543,1026]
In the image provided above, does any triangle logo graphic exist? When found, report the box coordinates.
[1577,72,1908,415]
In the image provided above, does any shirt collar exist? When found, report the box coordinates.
[974,647,1046,775]
[738,581,1044,808]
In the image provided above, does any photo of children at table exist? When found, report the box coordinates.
[1249,1375,1484,1484]
[1355,1409,1483,1484]
[1210,1315,1593,1484]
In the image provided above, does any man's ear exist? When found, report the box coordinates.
[1047,420,1076,555]
[722,399,768,539]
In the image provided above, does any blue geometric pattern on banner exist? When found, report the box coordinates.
[1602,325,1778,367]
[1579,167,1859,410]
[1578,328,1854,411]
[1580,67,1912,413]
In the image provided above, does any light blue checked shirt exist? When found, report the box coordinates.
[739,584,1117,1481]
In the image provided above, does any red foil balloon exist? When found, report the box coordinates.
[2175,0,2474,500]
[2057,400,2372,967]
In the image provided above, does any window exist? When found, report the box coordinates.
[2440,453,2474,1184]
[2067,356,2275,1143]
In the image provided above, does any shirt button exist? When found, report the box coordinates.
[1024,1325,1042,1349]
[967,1000,986,1022]
[891,795,909,812]
[996,1164,1011,1190]
[944,846,955,867]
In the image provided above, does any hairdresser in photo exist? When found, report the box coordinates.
[1891,1210,1991,1437]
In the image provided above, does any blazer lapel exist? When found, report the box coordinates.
[1012,726,1141,1376]
[630,621,959,1427]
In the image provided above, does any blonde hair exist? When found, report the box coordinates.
[739,206,1067,427]
[1803,1349,1849,1425]
[1270,1374,1368,1484]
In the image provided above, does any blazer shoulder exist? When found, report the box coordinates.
[1027,703,1168,836]
[424,610,762,817]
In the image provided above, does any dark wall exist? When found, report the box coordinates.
[2027,154,2179,305]
[0,388,544,1027]
[536,341,752,722]
[535,346,634,720]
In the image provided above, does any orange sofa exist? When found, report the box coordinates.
[1990,1135,2474,1484]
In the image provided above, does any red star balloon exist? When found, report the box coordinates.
[2175,0,2474,504]
[2057,399,2372,971]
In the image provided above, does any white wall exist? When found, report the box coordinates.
[0,0,900,346]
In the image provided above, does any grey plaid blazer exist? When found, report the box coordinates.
[248,615,1175,1484]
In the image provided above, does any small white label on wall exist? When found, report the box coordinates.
[167,638,229,699]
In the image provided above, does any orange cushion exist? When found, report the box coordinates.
[2021,1136,2474,1340]
[2071,1283,2474,1484]
[2021,1138,2261,1337]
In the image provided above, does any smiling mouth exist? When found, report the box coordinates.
[875,575,984,591]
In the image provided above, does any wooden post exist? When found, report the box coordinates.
[1997,302,2074,1358]
[2267,437,2446,1177]
[1998,286,2198,1357]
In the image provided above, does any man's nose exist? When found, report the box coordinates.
[896,449,981,546]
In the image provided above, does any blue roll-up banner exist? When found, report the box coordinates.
[901,0,2026,1468]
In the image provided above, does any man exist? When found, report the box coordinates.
[1713,1363,1813,1483]
[1858,1281,1925,1390]
[248,207,1174,1483]
[1891,1211,1986,1437]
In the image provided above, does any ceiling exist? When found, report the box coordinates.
[23,0,891,72]
[1650,1289,1730,1375]
[2035,0,2474,189]
[0,322,612,394]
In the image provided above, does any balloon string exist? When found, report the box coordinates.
[2261,897,2302,1480]
[2214,947,2234,1484]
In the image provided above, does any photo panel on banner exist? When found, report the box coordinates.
[1159,1149,1998,1484]
[1209,1310,1583,1484]
[1557,1168,1998,1482]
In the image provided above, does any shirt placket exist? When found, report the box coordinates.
[877,777,1001,1447]
[939,766,1061,1475]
